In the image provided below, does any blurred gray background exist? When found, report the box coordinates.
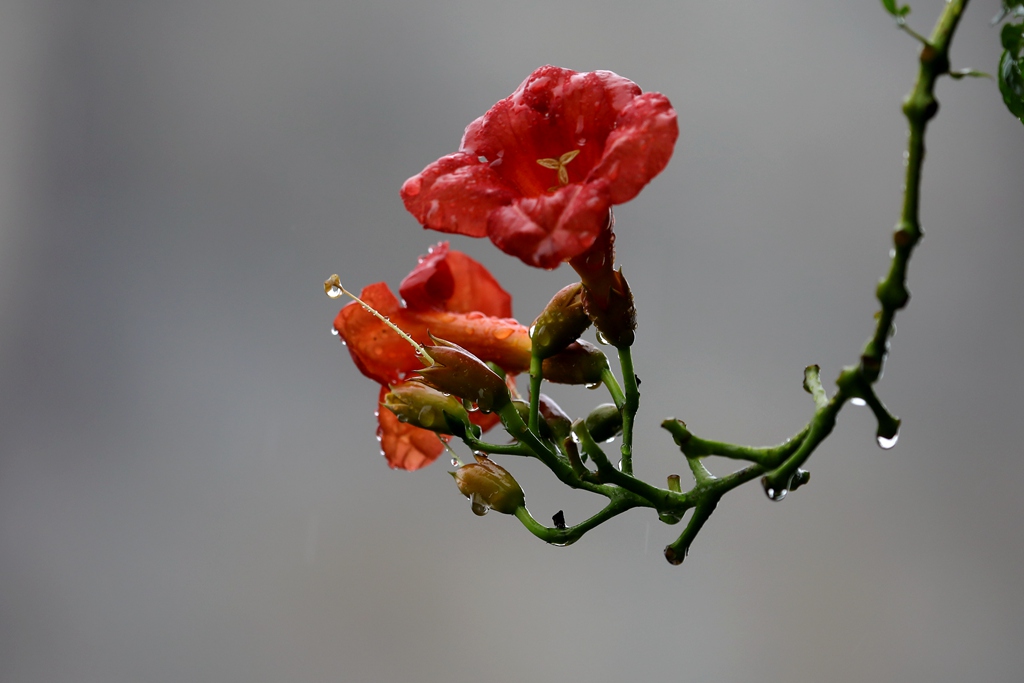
[1,1,1021,681]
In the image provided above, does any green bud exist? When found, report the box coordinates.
[530,282,591,359]
[382,382,471,434]
[542,340,609,386]
[450,453,525,515]
[584,403,623,443]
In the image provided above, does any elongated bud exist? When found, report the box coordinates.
[538,394,573,441]
[450,453,525,515]
[511,394,572,441]
[542,340,609,385]
[584,403,623,443]
[530,283,591,359]
[382,382,471,434]
[567,216,637,348]
[415,337,512,413]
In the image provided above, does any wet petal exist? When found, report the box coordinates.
[588,92,678,204]
[487,181,612,269]
[334,283,420,385]
[401,152,516,237]
[399,242,512,318]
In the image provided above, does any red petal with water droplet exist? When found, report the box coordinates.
[399,242,512,318]
[487,180,612,269]
[401,153,516,238]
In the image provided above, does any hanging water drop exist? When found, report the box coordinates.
[850,397,867,407]
[876,432,899,450]
[331,327,339,336]
[470,492,490,516]
[585,382,601,390]
[596,331,610,345]
[327,285,342,298]
[761,476,787,501]
[450,457,460,467]
[529,324,537,338]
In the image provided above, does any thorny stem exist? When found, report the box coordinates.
[450,0,968,563]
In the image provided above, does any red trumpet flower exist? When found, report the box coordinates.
[334,242,528,470]
[401,65,678,269]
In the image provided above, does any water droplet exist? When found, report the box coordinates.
[850,397,867,407]
[327,286,342,299]
[331,327,339,336]
[477,155,488,163]
[492,327,513,340]
[604,436,615,444]
[877,432,899,450]
[596,331,610,345]
[761,476,787,501]
[585,382,601,390]
[470,493,489,516]
[616,459,624,471]
[450,457,460,467]
[529,324,536,338]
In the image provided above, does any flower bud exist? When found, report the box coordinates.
[584,403,623,443]
[415,337,512,413]
[381,381,471,434]
[450,453,525,515]
[530,283,591,359]
[511,394,572,441]
[541,340,609,385]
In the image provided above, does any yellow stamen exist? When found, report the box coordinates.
[536,149,580,187]
[323,274,433,365]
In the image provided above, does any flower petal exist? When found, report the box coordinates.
[462,67,642,197]
[401,152,516,237]
[376,387,447,470]
[399,242,512,318]
[487,181,612,269]
[588,92,679,205]
[334,283,420,385]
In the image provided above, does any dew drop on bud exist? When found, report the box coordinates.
[492,327,513,340]
[331,327,339,336]
[585,382,601,390]
[850,397,867,407]
[450,457,460,467]
[877,432,899,450]
[470,493,490,516]
[596,331,610,345]
[528,324,536,338]
[324,274,344,298]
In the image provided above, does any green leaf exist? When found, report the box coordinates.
[998,24,1024,123]
[1002,21,1024,54]
[881,0,898,15]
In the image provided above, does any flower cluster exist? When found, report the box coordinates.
[331,65,677,474]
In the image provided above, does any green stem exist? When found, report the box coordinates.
[600,366,626,410]
[661,418,809,468]
[617,346,640,476]
[528,354,543,435]
[513,491,641,546]
[572,419,680,509]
